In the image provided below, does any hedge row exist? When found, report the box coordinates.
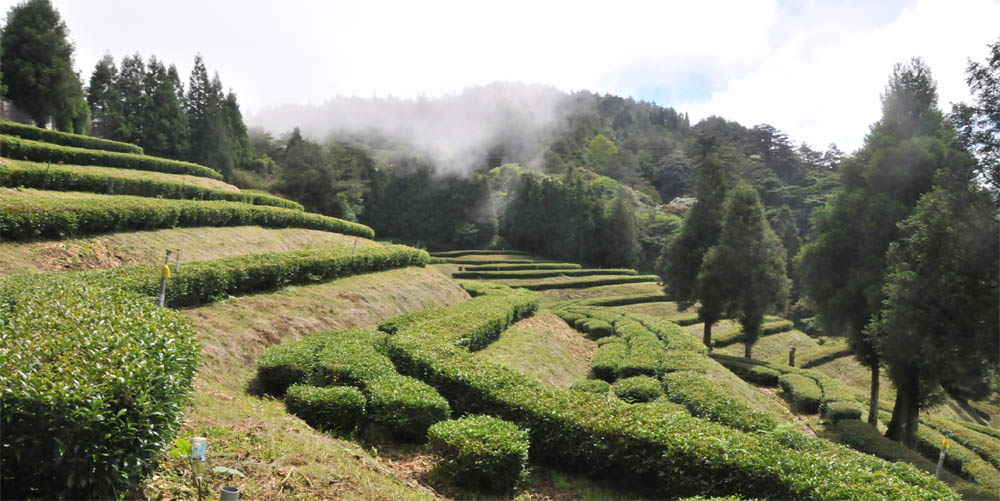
[577,293,671,307]
[711,319,795,348]
[914,420,1000,495]
[0,193,373,241]
[778,373,823,413]
[74,243,428,308]
[569,379,610,395]
[0,160,304,210]
[431,249,530,257]
[1,134,222,179]
[0,120,143,154]
[514,274,660,291]
[259,329,451,441]
[444,258,540,265]
[0,273,199,499]
[378,288,957,499]
[461,262,581,272]
[923,416,1000,471]
[453,268,637,279]
[427,415,530,492]
[613,375,663,403]
[797,344,853,369]
[662,371,777,432]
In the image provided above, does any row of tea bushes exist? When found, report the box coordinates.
[707,319,795,348]
[427,415,530,492]
[0,120,143,154]
[0,273,199,499]
[576,292,671,307]
[1,134,222,179]
[72,243,428,308]
[460,262,581,272]
[431,249,530,258]
[378,287,958,499]
[0,192,373,240]
[0,160,303,210]
[513,274,660,291]
[452,268,637,279]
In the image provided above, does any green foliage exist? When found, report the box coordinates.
[0,120,142,153]
[660,350,714,373]
[583,133,619,177]
[824,401,863,423]
[431,249,530,258]
[711,354,780,386]
[612,375,662,403]
[0,193,373,240]
[662,371,777,432]
[379,288,957,499]
[923,416,1000,471]
[778,373,822,413]
[952,38,1000,196]
[576,292,669,307]
[0,0,82,128]
[365,375,452,442]
[0,134,223,179]
[461,262,580,271]
[569,379,610,395]
[284,384,366,434]
[590,342,627,382]
[274,134,370,221]
[452,268,636,279]
[515,274,660,291]
[0,160,304,210]
[914,422,1000,495]
[427,415,530,492]
[0,273,199,499]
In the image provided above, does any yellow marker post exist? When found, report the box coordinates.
[936,433,951,479]
[161,264,172,279]
[158,249,172,307]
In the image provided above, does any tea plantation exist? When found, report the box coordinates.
[1,123,997,498]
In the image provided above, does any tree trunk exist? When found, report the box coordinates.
[868,364,880,426]
[744,342,752,359]
[885,381,909,442]
[702,320,714,348]
[903,368,921,449]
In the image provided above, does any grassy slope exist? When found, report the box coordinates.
[0,226,380,277]
[477,312,597,388]
[146,267,469,500]
[0,157,240,191]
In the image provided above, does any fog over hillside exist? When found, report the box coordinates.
[247,82,573,173]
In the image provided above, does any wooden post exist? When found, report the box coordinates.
[789,347,796,367]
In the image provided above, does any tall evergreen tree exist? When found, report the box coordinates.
[658,135,730,346]
[797,59,966,427]
[141,56,188,158]
[601,189,640,268]
[697,183,789,359]
[221,90,254,168]
[952,38,1000,198]
[0,0,81,128]
[87,55,118,138]
[113,54,145,144]
[874,174,998,447]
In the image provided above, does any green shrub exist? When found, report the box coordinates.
[464,262,581,271]
[660,350,714,373]
[630,313,707,353]
[0,134,222,179]
[823,401,863,423]
[453,268,637,279]
[379,290,958,500]
[595,336,625,347]
[616,332,663,378]
[80,243,427,308]
[0,160,303,210]
[431,249,529,257]
[778,373,822,413]
[309,330,395,387]
[591,342,627,382]
[427,415,530,492]
[569,379,611,395]
[577,293,670,307]
[256,336,324,396]
[0,274,199,499]
[613,375,663,403]
[923,416,1000,471]
[0,193,372,241]
[284,384,366,434]
[582,318,614,338]
[662,371,777,432]
[798,345,852,369]
[515,274,660,291]
[0,120,143,154]
[915,423,1000,494]
[364,375,451,441]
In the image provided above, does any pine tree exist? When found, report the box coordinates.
[87,55,118,138]
[141,56,188,158]
[113,54,145,144]
[697,183,788,358]
[601,190,640,268]
[797,59,968,427]
[0,0,82,128]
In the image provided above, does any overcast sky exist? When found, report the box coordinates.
[3,0,998,152]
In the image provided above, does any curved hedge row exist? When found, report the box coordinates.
[0,134,222,179]
[0,160,304,210]
[0,120,143,154]
[0,193,373,241]
[576,293,671,307]
[462,262,581,272]
[428,415,530,492]
[453,268,637,279]
[379,288,957,499]
[514,274,661,291]
[431,249,530,257]
[0,273,199,499]
[75,243,428,308]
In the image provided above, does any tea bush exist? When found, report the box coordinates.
[569,379,611,395]
[365,375,452,441]
[778,373,822,413]
[516,274,660,291]
[453,268,636,279]
[613,375,663,403]
[1,134,221,179]
[0,120,143,154]
[662,371,777,432]
[463,262,581,271]
[427,415,530,492]
[284,384,366,434]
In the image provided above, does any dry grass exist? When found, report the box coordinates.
[0,226,380,277]
[477,312,597,388]
[0,157,240,191]
[539,281,664,302]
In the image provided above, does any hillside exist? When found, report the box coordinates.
[1,123,997,500]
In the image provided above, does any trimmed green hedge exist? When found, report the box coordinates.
[462,262,581,271]
[660,350,714,373]
[427,415,530,492]
[379,289,958,499]
[778,373,822,413]
[577,293,671,307]
[72,243,428,308]
[591,342,627,382]
[798,344,853,369]
[514,274,660,291]
[662,371,777,432]
[284,384,366,434]
[613,375,663,403]
[1,134,222,179]
[824,401,863,423]
[923,416,1000,471]
[0,193,373,240]
[715,356,782,386]
[0,160,303,210]
[0,274,199,499]
[453,268,637,279]
[569,379,611,395]
[431,249,530,257]
[915,422,1000,495]
[365,374,452,441]
[0,120,143,154]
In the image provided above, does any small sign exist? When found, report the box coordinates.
[191,437,207,461]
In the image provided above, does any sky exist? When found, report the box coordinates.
[3,0,998,153]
